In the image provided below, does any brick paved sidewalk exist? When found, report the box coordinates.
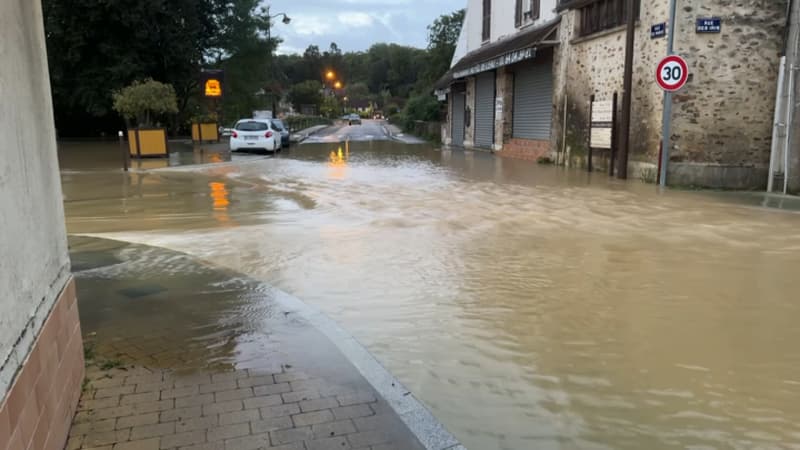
[66,237,428,450]
[69,365,419,450]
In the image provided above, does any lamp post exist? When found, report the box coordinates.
[266,11,291,115]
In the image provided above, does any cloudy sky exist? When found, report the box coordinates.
[263,0,466,55]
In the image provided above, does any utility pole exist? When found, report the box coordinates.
[617,0,636,179]
[659,0,678,187]
[786,0,800,193]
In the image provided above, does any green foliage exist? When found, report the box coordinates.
[422,9,466,90]
[289,81,323,112]
[400,94,440,130]
[112,79,178,127]
[320,96,341,119]
[99,359,124,371]
[285,115,332,131]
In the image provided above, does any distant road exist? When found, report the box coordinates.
[302,119,425,144]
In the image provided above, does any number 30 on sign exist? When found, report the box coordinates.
[656,55,689,92]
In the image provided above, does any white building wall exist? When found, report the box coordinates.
[456,0,558,66]
[0,0,71,399]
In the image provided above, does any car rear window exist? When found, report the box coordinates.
[272,120,285,130]
[235,121,268,131]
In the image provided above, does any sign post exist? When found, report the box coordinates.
[658,0,681,187]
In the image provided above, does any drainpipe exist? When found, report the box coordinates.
[616,0,636,179]
[785,0,800,194]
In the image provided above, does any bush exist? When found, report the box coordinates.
[112,79,178,127]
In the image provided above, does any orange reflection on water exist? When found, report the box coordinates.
[209,181,232,225]
[327,145,349,180]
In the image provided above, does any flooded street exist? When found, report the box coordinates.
[61,140,800,450]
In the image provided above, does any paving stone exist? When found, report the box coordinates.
[269,426,312,445]
[289,379,325,392]
[351,416,390,432]
[335,392,376,407]
[218,409,260,426]
[174,373,211,387]
[83,446,113,450]
[136,382,175,394]
[122,391,161,405]
[214,388,253,402]
[130,422,176,440]
[311,420,356,439]
[93,376,126,389]
[80,396,122,411]
[66,435,84,450]
[162,385,199,399]
[84,429,131,447]
[292,410,334,427]
[268,443,305,450]
[176,394,215,408]
[95,385,137,399]
[126,373,165,386]
[200,381,237,394]
[249,416,293,434]
[210,371,248,384]
[207,423,251,442]
[161,406,203,423]
[221,432,270,450]
[70,418,117,436]
[176,415,219,433]
[253,383,291,397]
[281,390,320,404]
[259,403,300,419]
[345,430,390,448]
[132,400,175,415]
[273,372,310,383]
[243,394,282,410]
[160,430,207,449]
[370,443,404,450]
[299,398,339,413]
[113,437,161,450]
[117,413,160,429]
[236,375,275,389]
[331,405,373,421]
[178,442,224,450]
[203,400,244,416]
[305,436,350,450]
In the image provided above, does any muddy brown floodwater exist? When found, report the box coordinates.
[60,140,800,450]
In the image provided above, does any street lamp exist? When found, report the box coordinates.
[334,81,342,89]
[326,70,336,80]
[266,12,291,40]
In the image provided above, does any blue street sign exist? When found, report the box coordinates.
[696,17,721,33]
[651,23,666,39]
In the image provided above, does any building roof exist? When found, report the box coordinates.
[434,18,561,91]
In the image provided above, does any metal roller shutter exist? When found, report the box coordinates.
[474,71,495,148]
[513,62,553,140]
[451,92,465,146]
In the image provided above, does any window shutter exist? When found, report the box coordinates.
[515,0,522,27]
[531,0,540,19]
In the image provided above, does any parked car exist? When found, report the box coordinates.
[348,114,362,125]
[229,119,281,152]
[270,119,291,147]
[219,123,235,137]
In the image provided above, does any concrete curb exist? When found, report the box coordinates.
[270,287,465,450]
[292,125,329,144]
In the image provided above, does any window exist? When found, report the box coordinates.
[579,0,640,37]
[516,0,541,27]
[235,121,269,131]
[482,0,491,42]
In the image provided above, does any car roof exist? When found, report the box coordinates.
[236,118,271,124]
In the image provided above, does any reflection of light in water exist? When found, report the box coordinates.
[209,181,231,224]
[208,153,223,164]
[327,144,349,180]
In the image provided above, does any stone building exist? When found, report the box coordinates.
[0,1,84,450]
[438,0,789,189]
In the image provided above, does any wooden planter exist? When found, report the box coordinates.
[191,122,220,143]
[128,128,168,158]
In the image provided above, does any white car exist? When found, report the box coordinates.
[229,119,282,152]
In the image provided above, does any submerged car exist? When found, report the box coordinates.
[229,119,281,152]
[348,114,362,125]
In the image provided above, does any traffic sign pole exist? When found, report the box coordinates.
[659,0,678,187]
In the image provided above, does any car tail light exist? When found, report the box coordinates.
[265,131,273,138]
[232,131,238,138]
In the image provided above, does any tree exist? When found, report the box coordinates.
[423,9,466,89]
[289,81,323,111]
[112,79,178,127]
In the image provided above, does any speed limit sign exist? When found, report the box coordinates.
[656,55,689,91]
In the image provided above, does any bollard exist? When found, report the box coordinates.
[119,130,128,172]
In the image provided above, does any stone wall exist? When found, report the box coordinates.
[551,0,668,173]
[669,0,787,188]
[494,66,514,150]
[465,77,476,147]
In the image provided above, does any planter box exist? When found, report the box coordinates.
[129,128,168,157]
[191,122,219,143]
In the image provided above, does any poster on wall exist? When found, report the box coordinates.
[590,100,613,149]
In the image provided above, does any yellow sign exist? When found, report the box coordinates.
[205,79,222,97]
